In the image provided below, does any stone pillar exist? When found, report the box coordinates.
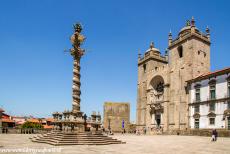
[145,105,152,129]
[70,23,85,114]
[151,111,155,125]
[72,58,81,112]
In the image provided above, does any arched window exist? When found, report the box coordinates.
[150,75,164,94]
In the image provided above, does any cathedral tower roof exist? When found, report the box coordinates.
[145,42,160,55]
[168,17,210,49]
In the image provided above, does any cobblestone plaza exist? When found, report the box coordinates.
[1,134,230,154]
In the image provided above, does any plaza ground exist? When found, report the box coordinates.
[0,134,230,154]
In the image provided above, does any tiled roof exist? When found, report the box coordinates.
[2,118,15,123]
[11,116,27,119]
[43,125,53,129]
[46,118,54,122]
[15,121,25,125]
[187,67,230,83]
[27,118,40,123]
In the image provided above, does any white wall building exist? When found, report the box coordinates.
[187,68,230,130]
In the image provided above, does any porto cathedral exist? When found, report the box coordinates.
[136,17,211,133]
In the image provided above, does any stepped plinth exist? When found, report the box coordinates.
[31,130,125,145]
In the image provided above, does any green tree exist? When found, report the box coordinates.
[21,122,43,129]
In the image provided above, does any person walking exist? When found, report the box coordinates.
[144,127,146,135]
[211,129,218,141]
[214,129,218,141]
[211,129,215,141]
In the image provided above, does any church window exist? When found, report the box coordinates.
[143,64,146,73]
[155,67,158,71]
[209,81,216,100]
[195,88,200,101]
[177,46,183,58]
[155,82,164,93]
[194,119,199,129]
[198,50,200,55]
[209,118,215,125]
[204,52,206,57]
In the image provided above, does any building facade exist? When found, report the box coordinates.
[103,102,130,132]
[187,68,230,130]
[136,18,211,133]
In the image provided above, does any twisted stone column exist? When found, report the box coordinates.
[72,57,81,112]
[70,23,85,114]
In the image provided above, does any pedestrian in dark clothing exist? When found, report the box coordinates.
[144,127,146,135]
[211,129,215,141]
[214,129,218,141]
[211,129,218,141]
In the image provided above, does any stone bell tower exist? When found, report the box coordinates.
[167,17,211,130]
[136,42,168,129]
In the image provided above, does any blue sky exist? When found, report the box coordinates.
[0,0,230,122]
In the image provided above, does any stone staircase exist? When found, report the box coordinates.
[31,131,125,145]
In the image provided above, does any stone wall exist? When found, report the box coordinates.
[103,102,130,132]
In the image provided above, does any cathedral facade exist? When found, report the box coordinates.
[136,18,211,133]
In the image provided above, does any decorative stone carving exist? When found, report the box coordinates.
[207,112,216,117]
[224,109,230,117]
[193,113,200,119]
